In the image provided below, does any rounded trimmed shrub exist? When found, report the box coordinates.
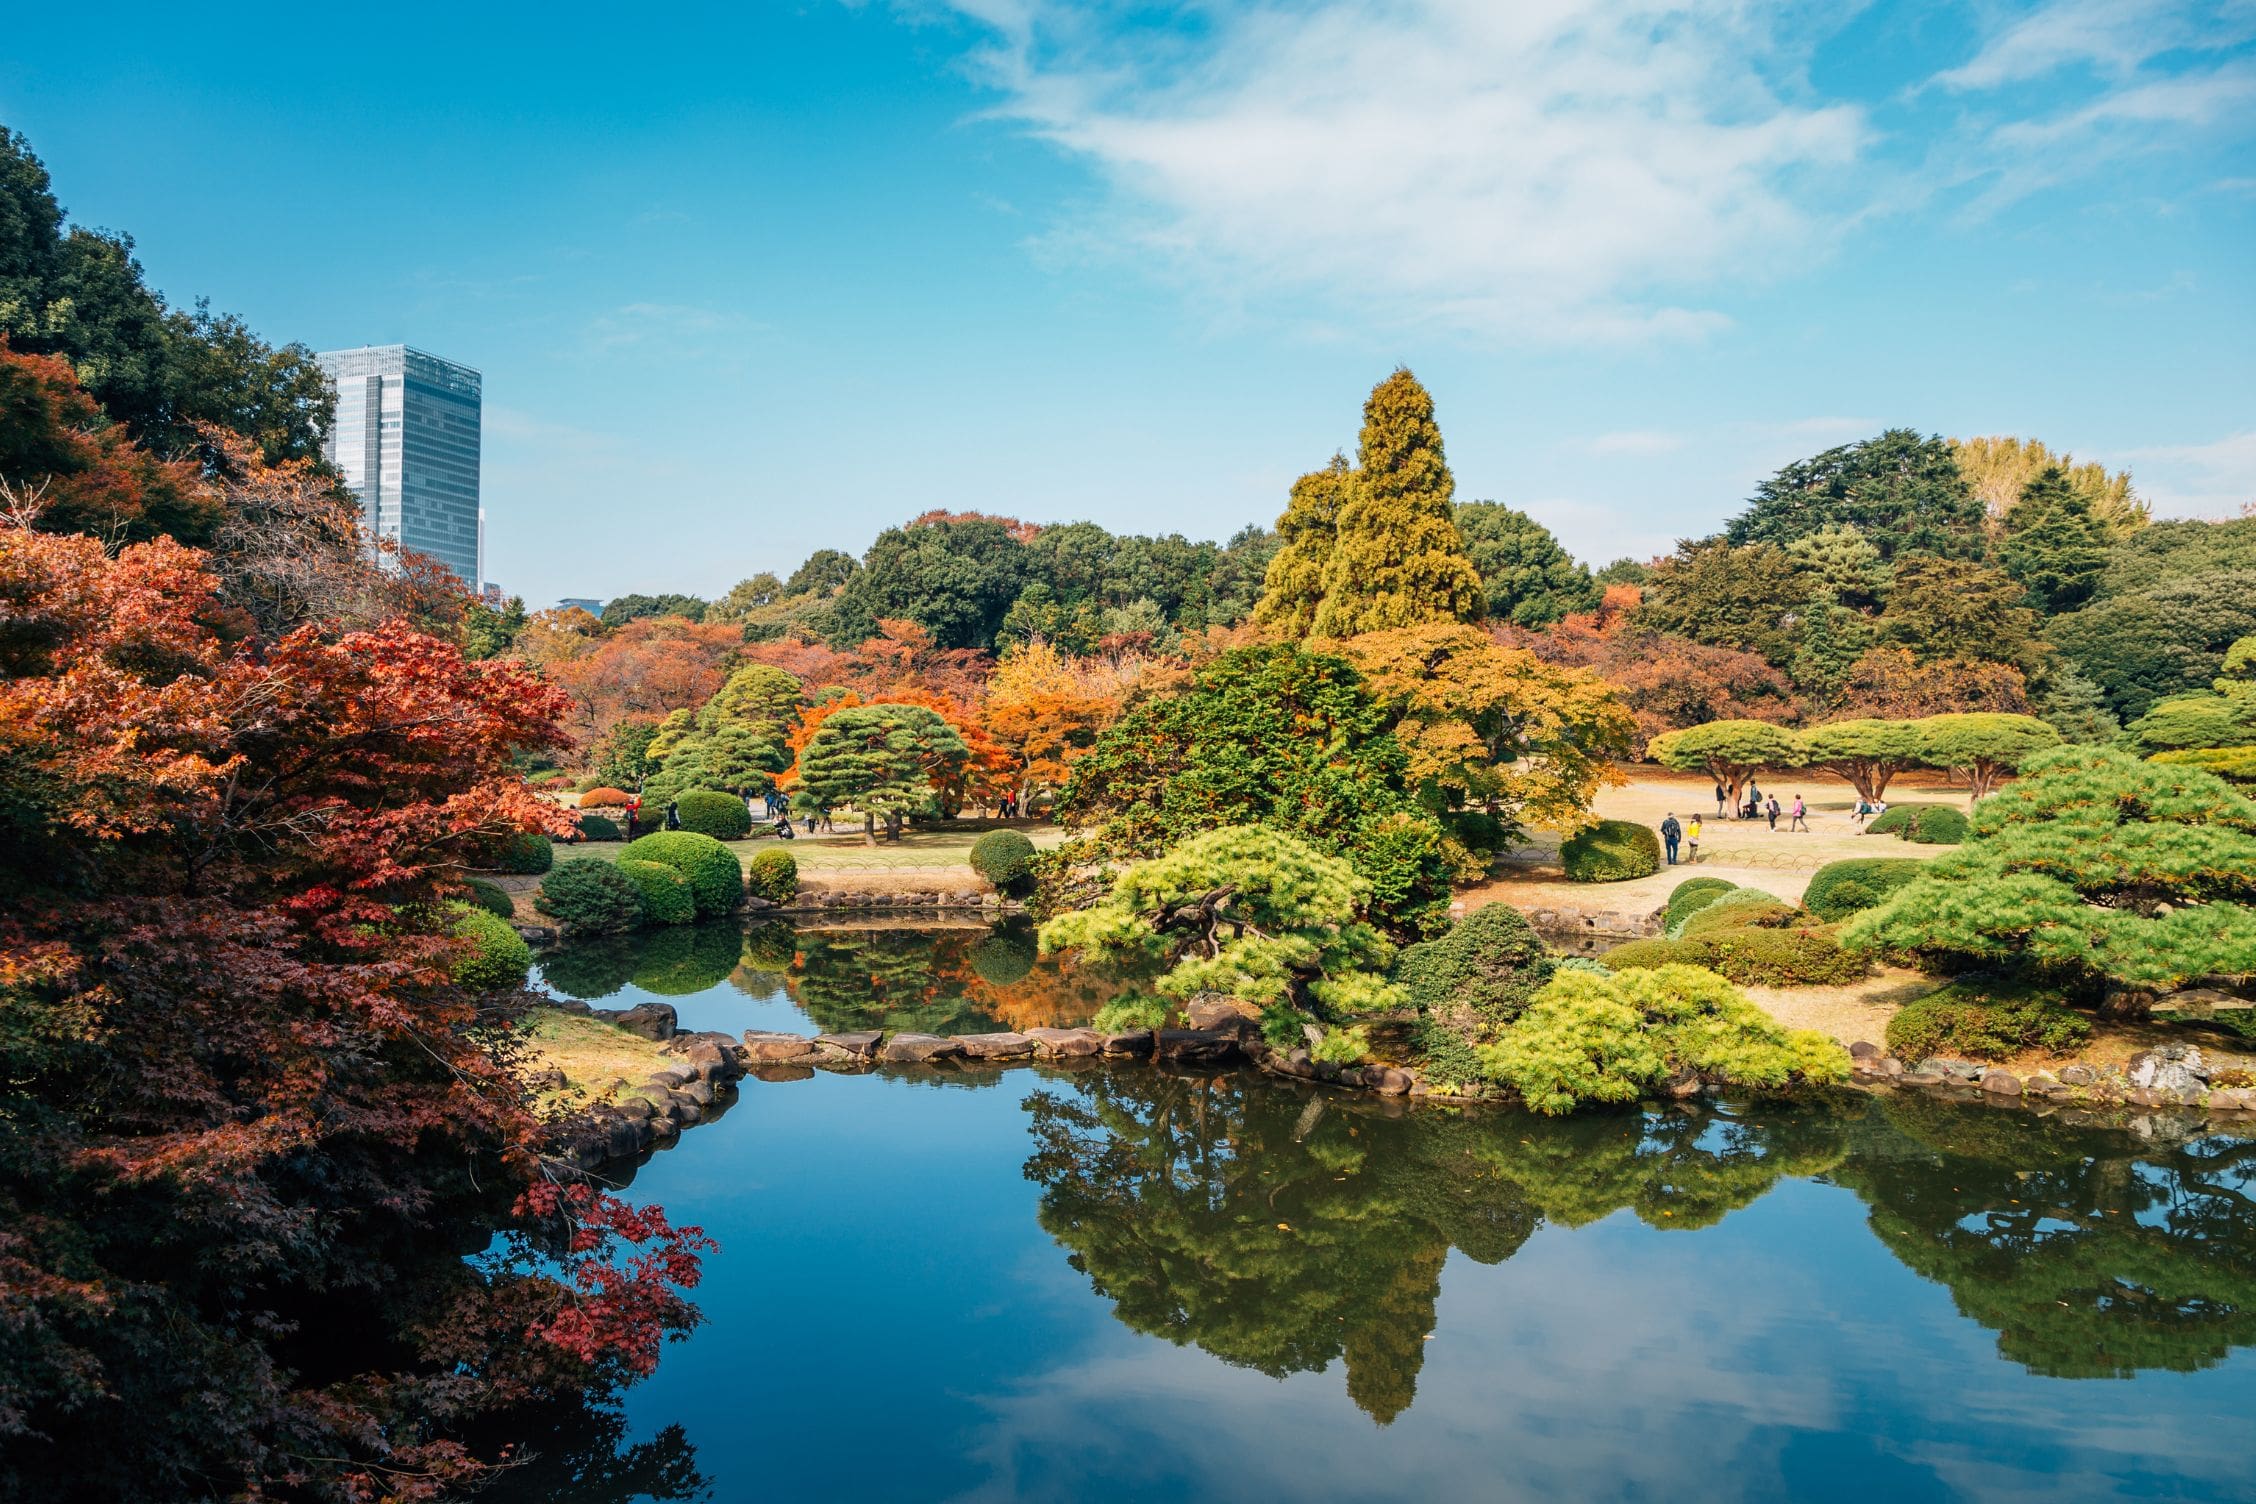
[536,858,646,934]
[620,831,743,917]
[1662,877,1737,935]
[1885,982,2093,1062]
[463,876,515,919]
[1867,803,1970,844]
[618,858,695,925]
[450,905,532,990]
[675,788,753,840]
[490,831,554,875]
[576,812,623,842]
[747,846,799,904]
[578,786,632,808]
[1803,857,1925,921]
[970,828,1039,889]
[1606,927,1867,988]
[1560,818,1660,883]
[1678,888,1795,938]
[1398,905,1557,1085]
[969,930,1037,987]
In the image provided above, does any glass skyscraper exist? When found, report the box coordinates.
[315,345,483,587]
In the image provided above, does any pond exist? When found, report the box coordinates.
[526,922,2256,1503]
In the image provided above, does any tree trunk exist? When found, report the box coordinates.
[862,811,876,847]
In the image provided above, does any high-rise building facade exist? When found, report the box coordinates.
[315,345,483,586]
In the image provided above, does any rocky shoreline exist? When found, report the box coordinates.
[547,999,2255,1174]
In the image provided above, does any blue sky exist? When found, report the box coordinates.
[4,0,2251,607]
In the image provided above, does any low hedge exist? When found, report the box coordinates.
[674,788,753,841]
[579,786,632,808]
[1867,803,1969,845]
[450,906,532,990]
[576,812,623,842]
[537,858,646,934]
[1560,818,1660,883]
[1885,981,2093,1062]
[489,831,554,875]
[1803,858,1926,921]
[463,877,516,919]
[620,831,743,917]
[1605,925,1867,987]
[970,828,1039,889]
[1663,877,1735,933]
[747,847,799,903]
[1678,888,1795,938]
[618,858,695,925]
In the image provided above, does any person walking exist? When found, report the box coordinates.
[625,796,641,840]
[1765,794,1781,831]
[1713,782,1726,818]
[1789,795,1809,832]
[1660,812,1682,866]
[664,799,682,831]
[1685,815,1702,864]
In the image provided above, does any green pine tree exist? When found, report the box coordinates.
[1311,370,1484,637]
[1999,465,2110,613]
[1254,455,1357,638]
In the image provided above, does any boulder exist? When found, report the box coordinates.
[1848,1041,1880,1060]
[1877,1057,1905,1078]
[743,1031,818,1063]
[815,1031,884,1060]
[1155,1028,1241,1064]
[2127,1047,2208,1093]
[664,1091,703,1126]
[2059,1063,2099,1086]
[1980,1070,2023,1097]
[646,1066,693,1090]
[1371,1067,1414,1096]
[1185,996,1259,1036]
[677,1077,717,1107]
[1098,1029,1155,1057]
[1923,1059,1984,1082]
[600,1001,678,1041]
[614,1095,655,1121]
[955,1032,1036,1060]
[1026,1027,1103,1058]
[2208,1087,2256,1111]
[880,1033,963,1064]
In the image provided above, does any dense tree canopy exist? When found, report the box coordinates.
[1453,501,1600,627]
[1635,541,1807,665]
[1727,429,1987,561]
[1950,435,2147,538]
[1310,369,1484,637]
[1998,465,2109,613]
[2048,569,2256,720]
[827,515,1030,650]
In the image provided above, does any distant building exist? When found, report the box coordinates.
[315,345,482,587]
[557,598,605,617]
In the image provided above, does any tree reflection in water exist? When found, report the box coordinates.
[1024,1073,2256,1422]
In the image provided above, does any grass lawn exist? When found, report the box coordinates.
[515,1008,674,1107]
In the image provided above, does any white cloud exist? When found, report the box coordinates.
[1935,0,2254,90]
[1584,429,1686,456]
[2119,430,2256,518]
[939,0,1867,343]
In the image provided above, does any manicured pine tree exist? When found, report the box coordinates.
[1254,454,1357,638]
[1311,369,1484,637]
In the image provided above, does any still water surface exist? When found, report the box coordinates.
[529,922,2256,1503]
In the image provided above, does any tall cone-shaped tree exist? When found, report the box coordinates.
[1255,454,1357,638]
[1312,369,1483,636]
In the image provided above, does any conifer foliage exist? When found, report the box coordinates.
[1312,369,1484,636]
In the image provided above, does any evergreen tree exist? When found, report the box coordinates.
[1730,429,1987,561]
[1784,523,1888,611]
[1453,501,1601,626]
[789,702,967,843]
[1999,465,2109,613]
[2036,664,2120,744]
[1254,455,1356,638]
[1311,370,1483,637]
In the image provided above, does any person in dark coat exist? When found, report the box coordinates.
[1660,813,1682,865]
[664,800,682,831]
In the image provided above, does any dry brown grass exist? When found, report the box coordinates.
[516,1008,671,1106]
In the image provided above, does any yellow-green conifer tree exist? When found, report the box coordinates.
[1311,369,1483,637]
[1254,454,1357,638]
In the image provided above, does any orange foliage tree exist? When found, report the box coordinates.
[981,639,1146,806]
[742,617,992,710]
[0,518,707,1498]
[547,614,744,745]
[1498,601,1799,755]
[1836,646,2031,718]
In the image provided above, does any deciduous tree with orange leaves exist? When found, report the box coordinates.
[981,639,1148,807]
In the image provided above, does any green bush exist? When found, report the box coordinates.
[576,812,623,842]
[618,858,695,925]
[1553,955,1612,975]
[1662,877,1736,933]
[1560,818,1660,883]
[1867,803,1969,844]
[1606,926,1867,988]
[1398,905,1557,1086]
[536,858,646,935]
[1803,858,1926,921]
[1884,982,2094,1062]
[970,828,1039,889]
[490,831,554,875]
[462,877,515,919]
[675,788,753,840]
[1448,809,1509,853]
[450,905,532,990]
[747,847,799,904]
[1477,963,1849,1113]
[1678,889,1795,938]
[620,831,743,917]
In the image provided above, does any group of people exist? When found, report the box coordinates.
[1658,784,1812,865]
[619,797,682,840]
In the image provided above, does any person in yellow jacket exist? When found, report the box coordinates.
[1686,815,1703,864]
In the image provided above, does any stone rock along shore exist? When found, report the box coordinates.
[549,1006,2256,1174]
[1844,1039,2256,1119]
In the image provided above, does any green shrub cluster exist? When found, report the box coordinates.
[576,813,623,842]
[673,788,753,840]
[1560,818,1660,883]
[618,858,695,925]
[536,858,646,935]
[450,906,532,990]
[1867,803,1969,844]
[489,831,554,875]
[619,832,743,917]
[747,847,799,903]
[1476,963,1849,1114]
[1606,925,1867,988]
[1662,877,1735,932]
[1448,810,1509,853]
[1677,888,1794,938]
[1397,905,1557,1087]
[462,877,515,919]
[970,828,1039,889]
[1884,982,2094,1062]
[1803,858,1925,920]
